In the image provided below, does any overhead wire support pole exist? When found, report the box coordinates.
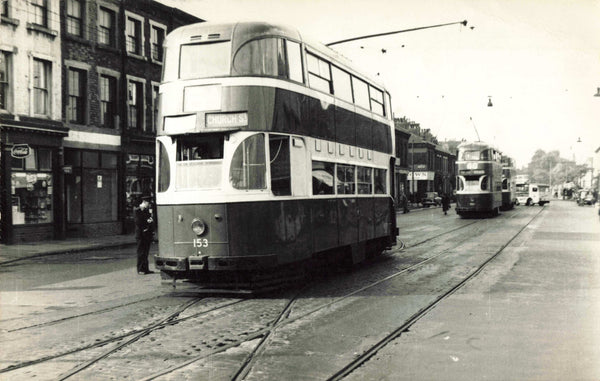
[326,20,468,47]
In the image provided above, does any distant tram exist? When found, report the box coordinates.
[154,21,398,288]
[455,141,502,216]
[501,155,516,210]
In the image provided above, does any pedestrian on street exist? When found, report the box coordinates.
[400,192,410,213]
[442,193,451,215]
[135,196,154,275]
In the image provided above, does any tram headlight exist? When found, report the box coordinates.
[191,218,207,236]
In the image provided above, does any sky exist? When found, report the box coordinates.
[158,0,600,168]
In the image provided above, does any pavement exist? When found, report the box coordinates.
[0,233,137,265]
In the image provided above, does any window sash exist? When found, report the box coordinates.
[126,18,141,54]
[68,69,85,123]
[0,51,9,110]
[33,59,49,115]
[151,26,164,61]
[100,75,116,128]
[66,0,82,36]
[31,0,47,27]
[98,8,115,46]
[128,81,143,129]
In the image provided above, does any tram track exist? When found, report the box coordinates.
[326,206,546,381]
[1,207,538,380]
[135,208,537,380]
[0,297,245,375]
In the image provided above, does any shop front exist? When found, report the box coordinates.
[0,121,68,244]
[63,148,120,238]
[407,170,435,203]
[124,152,155,233]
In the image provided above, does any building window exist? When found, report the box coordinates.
[98,6,116,47]
[1,0,8,17]
[151,84,159,132]
[0,51,10,110]
[31,0,48,27]
[66,0,83,37]
[127,79,143,130]
[100,74,116,128]
[33,58,50,115]
[67,68,86,124]
[150,24,165,62]
[126,14,143,56]
[11,147,54,225]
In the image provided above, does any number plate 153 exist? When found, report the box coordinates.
[193,238,208,248]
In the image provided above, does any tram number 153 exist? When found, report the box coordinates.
[193,238,209,248]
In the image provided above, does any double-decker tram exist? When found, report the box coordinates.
[455,141,502,216]
[500,155,516,210]
[154,22,398,289]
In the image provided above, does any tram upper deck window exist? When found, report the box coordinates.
[460,149,489,161]
[229,134,266,190]
[332,66,353,103]
[233,37,293,79]
[178,42,231,80]
[307,53,332,94]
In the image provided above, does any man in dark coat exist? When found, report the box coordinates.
[441,193,451,215]
[135,197,154,274]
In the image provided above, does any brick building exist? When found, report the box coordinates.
[0,0,201,243]
[1,0,68,243]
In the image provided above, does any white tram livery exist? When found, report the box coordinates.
[455,141,503,216]
[154,22,398,288]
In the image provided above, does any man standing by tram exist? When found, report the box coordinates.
[135,196,154,275]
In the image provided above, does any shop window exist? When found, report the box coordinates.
[10,147,54,225]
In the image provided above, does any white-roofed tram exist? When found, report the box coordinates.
[154,22,398,288]
[455,141,502,216]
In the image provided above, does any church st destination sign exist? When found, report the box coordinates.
[11,144,31,159]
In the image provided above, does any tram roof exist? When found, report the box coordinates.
[167,21,387,90]
[457,141,498,151]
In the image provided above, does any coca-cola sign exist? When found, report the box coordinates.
[11,144,31,159]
